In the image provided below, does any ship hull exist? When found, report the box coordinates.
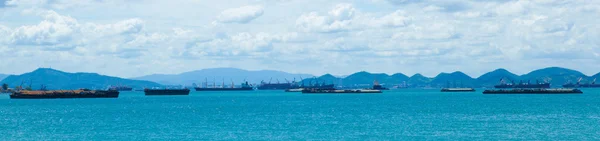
[10,90,119,99]
[441,88,475,92]
[302,89,381,94]
[562,84,600,88]
[483,89,582,94]
[195,87,253,91]
[144,89,190,95]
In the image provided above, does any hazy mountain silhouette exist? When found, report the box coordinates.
[1,67,596,89]
[0,68,161,90]
[133,68,314,85]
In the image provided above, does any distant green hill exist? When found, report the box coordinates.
[520,67,588,87]
[430,71,476,87]
[298,67,599,88]
[476,69,520,88]
[408,74,432,87]
[0,68,161,90]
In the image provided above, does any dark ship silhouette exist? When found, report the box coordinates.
[563,78,600,88]
[195,78,253,91]
[494,78,550,88]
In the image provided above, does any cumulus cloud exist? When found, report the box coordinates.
[10,11,79,46]
[1,0,600,77]
[180,32,297,58]
[296,3,356,33]
[1,10,151,56]
[296,3,412,33]
[216,5,264,24]
[5,0,102,9]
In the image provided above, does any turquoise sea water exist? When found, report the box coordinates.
[1,89,599,140]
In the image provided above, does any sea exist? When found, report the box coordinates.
[1,89,599,140]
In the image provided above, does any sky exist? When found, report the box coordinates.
[0,0,599,78]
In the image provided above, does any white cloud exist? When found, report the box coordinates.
[370,10,411,27]
[0,0,599,77]
[10,10,79,46]
[216,5,264,24]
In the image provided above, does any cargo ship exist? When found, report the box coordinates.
[370,80,389,90]
[441,81,475,92]
[441,88,475,92]
[144,88,190,95]
[285,78,335,92]
[195,80,253,91]
[10,89,119,99]
[257,78,299,90]
[483,88,582,94]
[494,79,550,88]
[563,78,600,88]
[108,85,133,91]
[302,88,382,94]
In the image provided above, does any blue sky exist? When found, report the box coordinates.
[0,0,599,78]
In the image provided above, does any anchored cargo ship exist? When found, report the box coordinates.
[483,88,582,94]
[195,80,253,91]
[441,88,475,92]
[563,78,600,88]
[285,78,335,92]
[144,88,190,95]
[302,88,382,94]
[370,80,389,90]
[108,85,133,91]
[494,79,550,88]
[10,89,119,99]
[257,78,299,90]
[441,81,475,92]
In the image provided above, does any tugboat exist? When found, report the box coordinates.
[144,88,190,95]
[494,78,550,88]
[195,78,253,91]
[563,78,600,88]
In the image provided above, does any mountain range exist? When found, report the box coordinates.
[132,68,314,85]
[302,67,599,88]
[0,67,598,90]
[0,68,161,90]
